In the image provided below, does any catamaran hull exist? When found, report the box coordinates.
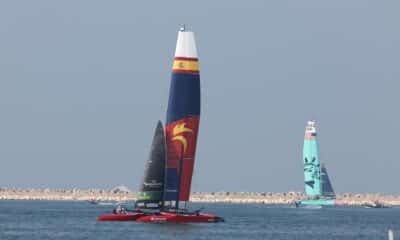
[97,212,145,221]
[97,212,223,223]
[298,199,336,207]
[136,212,224,223]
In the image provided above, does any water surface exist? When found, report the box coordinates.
[0,200,398,239]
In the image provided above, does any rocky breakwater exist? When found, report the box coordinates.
[191,192,400,207]
[1,187,400,206]
[0,186,136,202]
[190,192,302,204]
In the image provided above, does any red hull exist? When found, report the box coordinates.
[136,211,224,223]
[97,212,145,221]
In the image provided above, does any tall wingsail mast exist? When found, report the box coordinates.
[135,121,166,209]
[303,120,322,197]
[321,164,335,198]
[164,26,200,209]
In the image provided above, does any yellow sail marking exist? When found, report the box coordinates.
[172,60,199,72]
[172,123,193,153]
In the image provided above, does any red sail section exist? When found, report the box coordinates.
[165,116,199,201]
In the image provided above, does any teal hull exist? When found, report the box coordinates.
[299,199,335,206]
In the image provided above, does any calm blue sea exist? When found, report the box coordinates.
[0,200,399,240]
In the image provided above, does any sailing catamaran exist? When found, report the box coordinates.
[137,25,223,223]
[296,120,337,207]
[98,26,223,223]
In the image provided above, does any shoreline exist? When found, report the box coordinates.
[1,188,400,206]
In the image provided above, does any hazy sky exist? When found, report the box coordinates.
[0,1,399,194]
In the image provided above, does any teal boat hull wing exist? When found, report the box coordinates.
[299,199,336,206]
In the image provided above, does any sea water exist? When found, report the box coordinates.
[0,200,399,240]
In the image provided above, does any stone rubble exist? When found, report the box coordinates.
[1,188,399,206]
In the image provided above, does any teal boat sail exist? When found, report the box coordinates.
[298,121,336,207]
[303,120,321,197]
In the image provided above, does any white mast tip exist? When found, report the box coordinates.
[175,26,197,58]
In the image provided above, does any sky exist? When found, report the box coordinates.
[0,1,399,194]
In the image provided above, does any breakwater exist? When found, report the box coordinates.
[1,188,399,206]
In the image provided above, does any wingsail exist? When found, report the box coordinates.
[298,121,338,207]
[303,120,322,197]
[164,27,200,209]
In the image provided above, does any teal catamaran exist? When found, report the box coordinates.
[297,120,337,207]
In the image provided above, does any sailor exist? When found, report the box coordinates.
[113,205,125,214]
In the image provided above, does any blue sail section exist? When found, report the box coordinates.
[166,73,200,124]
[321,165,335,198]
[164,168,180,201]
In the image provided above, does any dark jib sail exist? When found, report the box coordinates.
[135,121,166,209]
[164,27,200,209]
[321,164,335,198]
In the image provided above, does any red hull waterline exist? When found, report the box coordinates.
[136,212,224,223]
[97,212,145,221]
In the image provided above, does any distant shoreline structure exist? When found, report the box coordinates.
[1,187,399,206]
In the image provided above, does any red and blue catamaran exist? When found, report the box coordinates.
[97,26,223,223]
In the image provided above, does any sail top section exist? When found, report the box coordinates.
[174,27,198,59]
[304,120,317,140]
